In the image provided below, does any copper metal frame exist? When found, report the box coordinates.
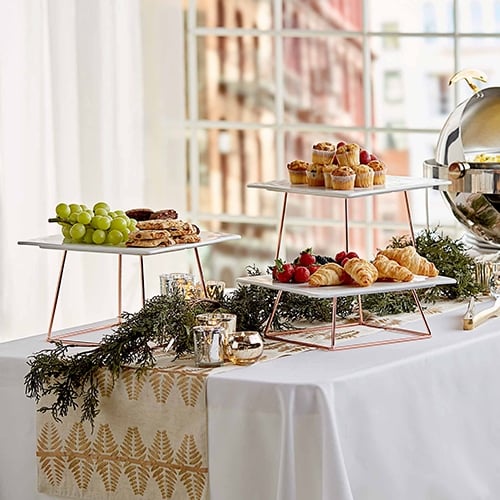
[46,248,207,346]
[268,189,430,350]
[263,289,431,351]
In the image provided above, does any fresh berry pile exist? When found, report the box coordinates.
[271,248,319,283]
[334,250,359,267]
[270,247,362,283]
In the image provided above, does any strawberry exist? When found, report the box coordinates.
[369,153,378,161]
[336,141,346,148]
[293,265,310,283]
[359,149,371,164]
[346,251,359,259]
[273,258,294,283]
[298,248,316,267]
[335,250,347,264]
[341,257,350,267]
[308,263,320,275]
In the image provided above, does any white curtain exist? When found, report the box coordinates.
[0,0,186,341]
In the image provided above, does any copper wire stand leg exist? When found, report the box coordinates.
[275,193,288,260]
[263,289,432,351]
[344,199,349,252]
[46,253,126,346]
[404,190,416,245]
[194,247,207,297]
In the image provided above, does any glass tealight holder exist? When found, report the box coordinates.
[192,325,225,367]
[160,273,195,298]
[205,280,225,301]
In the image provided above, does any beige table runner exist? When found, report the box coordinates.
[36,339,312,499]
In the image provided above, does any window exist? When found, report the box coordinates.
[184,0,500,285]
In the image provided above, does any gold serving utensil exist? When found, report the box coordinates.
[449,68,488,93]
[463,264,500,330]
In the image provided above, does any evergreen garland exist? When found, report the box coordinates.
[25,227,480,425]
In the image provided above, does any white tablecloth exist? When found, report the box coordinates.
[2,303,500,499]
[207,303,500,500]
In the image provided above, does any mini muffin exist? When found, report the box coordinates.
[287,160,309,184]
[336,143,360,167]
[323,164,335,188]
[311,142,336,165]
[353,164,375,188]
[331,166,356,190]
[368,159,387,185]
[306,162,325,187]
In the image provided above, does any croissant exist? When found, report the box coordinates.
[308,262,347,287]
[343,258,378,287]
[372,254,414,282]
[377,246,439,277]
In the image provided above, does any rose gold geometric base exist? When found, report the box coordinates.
[46,248,207,346]
[263,289,432,351]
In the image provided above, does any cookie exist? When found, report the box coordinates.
[125,208,154,221]
[126,237,176,248]
[172,234,201,244]
[149,209,178,220]
[128,229,172,240]
[136,219,175,230]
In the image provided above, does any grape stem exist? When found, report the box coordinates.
[48,217,69,224]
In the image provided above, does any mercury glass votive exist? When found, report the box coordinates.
[225,331,264,366]
[195,312,237,360]
[192,325,225,367]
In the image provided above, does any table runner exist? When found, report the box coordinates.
[36,339,313,499]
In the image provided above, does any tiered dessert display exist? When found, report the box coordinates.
[238,141,455,350]
[18,202,240,344]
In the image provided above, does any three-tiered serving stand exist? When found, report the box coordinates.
[237,175,455,350]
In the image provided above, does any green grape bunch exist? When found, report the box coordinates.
[54,201,137,246]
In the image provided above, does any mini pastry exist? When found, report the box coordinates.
[343,258,378,287]
[336,143,360,167]
[377,246,439,277]
[353,164,375,188]
[372,254,413,282]
[306,162,325,187]
[368,160,387,185]
[311,142,335,165]
[331,166,356,190]
[287,160,309,184]
[323,164,335,189]
[308,262,347,287]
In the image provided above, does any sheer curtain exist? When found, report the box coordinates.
[0,0,186,341]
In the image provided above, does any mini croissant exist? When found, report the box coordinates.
[373,254,414,282]
[308,262,347,287]
[377,246,439,277]
[343,258,378,287]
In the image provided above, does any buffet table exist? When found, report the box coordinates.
[2,302,500,499]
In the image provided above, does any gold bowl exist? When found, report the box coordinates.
[225,331,264,366]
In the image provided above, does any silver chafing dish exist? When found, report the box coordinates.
[423,69,500,247]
